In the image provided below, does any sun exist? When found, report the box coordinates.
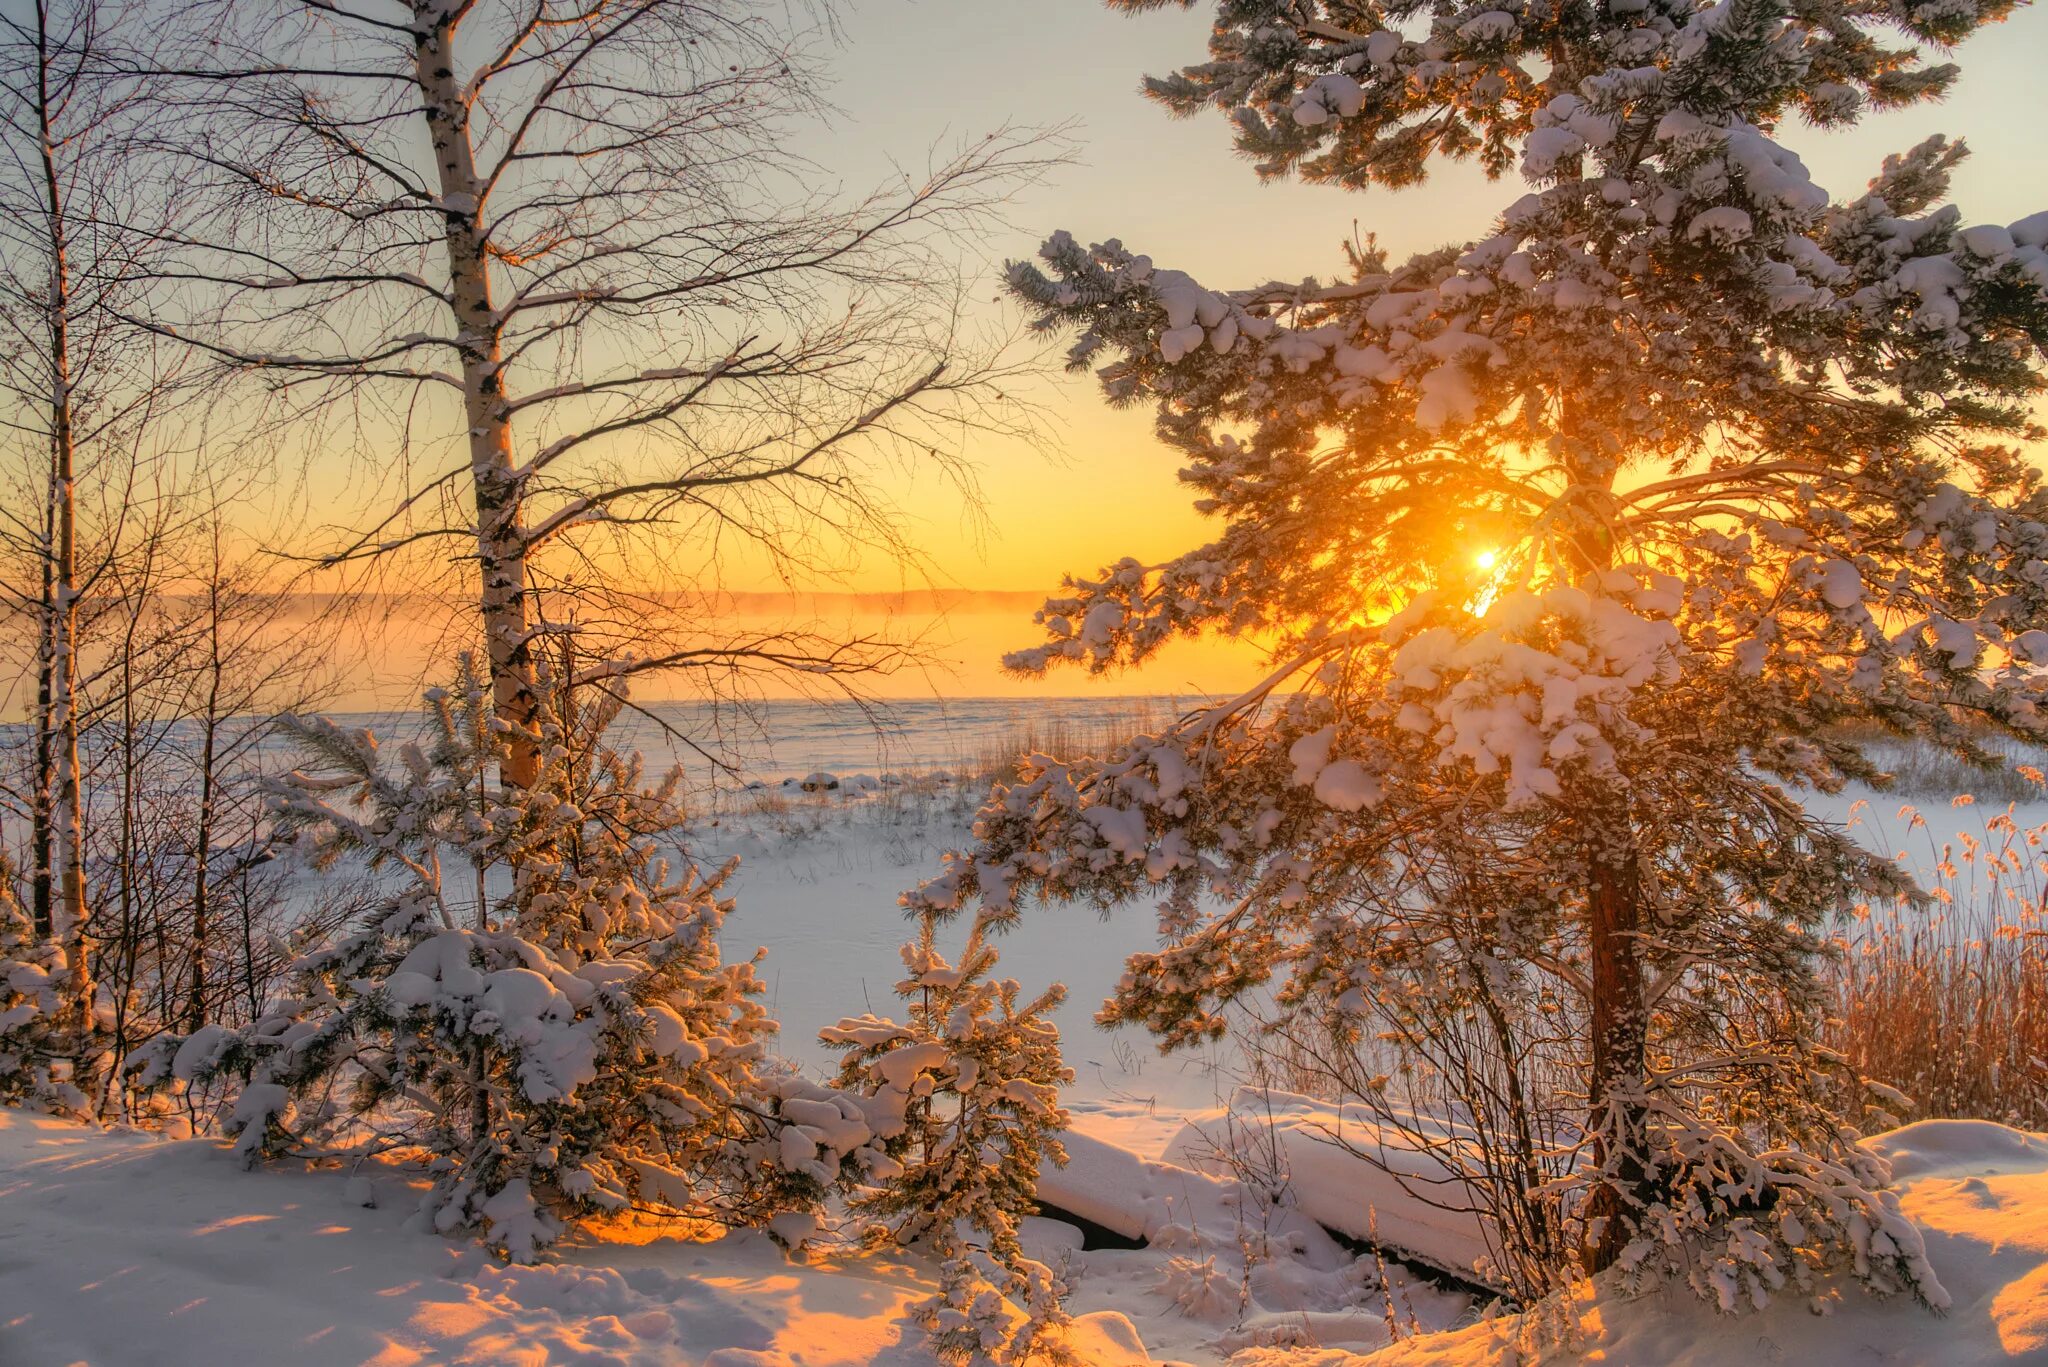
[1474,548,1498,572]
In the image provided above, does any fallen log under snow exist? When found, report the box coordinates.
[1035,1130,1351,1269]
[1038,1089,1504,1291]
[1163,1089,1497,1284]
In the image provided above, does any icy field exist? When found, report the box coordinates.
[699,786,1231,1115]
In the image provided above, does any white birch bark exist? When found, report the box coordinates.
[414,2,538,789]
[30,0,94,1071]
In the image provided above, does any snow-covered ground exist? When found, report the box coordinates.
[702,782,1236,1120]
[5,772,2046,1365]
[6,1101,2046,1365]
[0,1106,1152,1367]
[1345,1121,2048,1367]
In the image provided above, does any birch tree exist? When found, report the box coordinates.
[0,0,176,1079]
[143,0,1046,789]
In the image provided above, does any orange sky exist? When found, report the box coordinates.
[253,2,2048,704]
[803,1,2048,596]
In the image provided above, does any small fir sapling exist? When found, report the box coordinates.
[130,657,878,1261]
[0,853,85,1115]
[822,914,1079,1365]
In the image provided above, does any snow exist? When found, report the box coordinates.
[0,1097,1454,1367]
[1164,1090,1495,1284]
[12,1098,2042,1366]
[1686,206,1754,244]
[1352,1121,2048,1366]
[703,791,1230,1110]
[1309,760,1379,811]
[1037,1127,1337,1265]
[0,1107,1156,1366]
[1815,557,1866,609]
[8,785,2046,1365]
[1381,580,1683,807]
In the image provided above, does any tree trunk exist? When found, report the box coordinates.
[1581,804,1653,1271]
[1558,434,1656,1274]
[30,486,54,938]
[187,570,223,1032]
[96,509,162,1118]
[414,4,538,790]
[239,860,258,1022]
[35,18,94,1086]
[110,638,139,1120]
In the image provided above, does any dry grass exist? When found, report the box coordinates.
[944,698,1182,789]
[1235,802,2048,1134]
[1829,721,2048,803]
[1823,803,2048,1129]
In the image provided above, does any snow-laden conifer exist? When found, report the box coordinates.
[0,853,85,1115]
[912,0,2048,1308]
[132,658,874,1260]
[823,915,1078,1365]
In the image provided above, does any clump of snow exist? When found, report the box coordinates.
[1164,1089,1495,1284]
[1351,1119,2048,1366]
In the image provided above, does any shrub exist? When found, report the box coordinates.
[1823,803,2048,1129]
[131,659,867,1259]
[824,914,1078,1365]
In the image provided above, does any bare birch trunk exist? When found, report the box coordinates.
[109,633,140,1118]
[34,9,95,1077]
[414,6,538,791]
[144,0,1027,781]
[186,564,223,1032]
[30,481,55,937]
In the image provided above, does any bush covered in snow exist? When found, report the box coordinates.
[0,855,85,1115]
[130,660,868,1260]
[824,914,1079,1365]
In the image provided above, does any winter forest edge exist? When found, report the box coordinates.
[3,1,2048,1365]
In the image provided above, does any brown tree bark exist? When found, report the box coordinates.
[1580,803,1653,1271]
[1558,434,1656,1274]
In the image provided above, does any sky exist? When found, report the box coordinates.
[785,0,2048,600]
[281,0,2048,706]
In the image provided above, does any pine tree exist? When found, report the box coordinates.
[131,658,864,1260]
[823,915,1078,1365]
[909,0,2048,1306]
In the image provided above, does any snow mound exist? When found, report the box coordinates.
[1164,1089,1494,1284]
[0,1107,1149,1367]
[1038,1127,1347,1269]
[1348,1119,2048,1367]
[1045,1108,1474,1364]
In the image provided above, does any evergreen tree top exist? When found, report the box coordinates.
[998,2,2048,789]
[1109,0,2018,190]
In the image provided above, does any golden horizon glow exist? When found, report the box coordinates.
[202,5,2047,702]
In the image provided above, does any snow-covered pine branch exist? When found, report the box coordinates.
[929,0,2048,1304]
[0,853,84,1116]
[130,658,885,1261]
